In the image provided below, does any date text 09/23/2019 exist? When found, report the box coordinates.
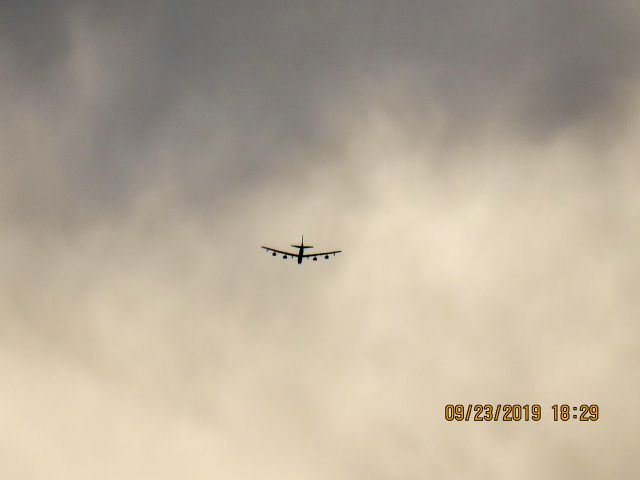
[444,404,599,422]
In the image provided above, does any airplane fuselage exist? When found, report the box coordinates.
[290,237,313,264]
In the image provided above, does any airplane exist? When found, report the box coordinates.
[262,236,341,264]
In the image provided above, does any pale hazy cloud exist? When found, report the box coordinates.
[1,2,639,479]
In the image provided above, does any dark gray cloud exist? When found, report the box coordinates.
[0,1,70,81]
[2,0,640,226]
[6,1,640,129]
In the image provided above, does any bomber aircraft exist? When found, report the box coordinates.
[262,236,341,264]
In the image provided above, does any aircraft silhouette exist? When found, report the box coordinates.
[262,236,341,264]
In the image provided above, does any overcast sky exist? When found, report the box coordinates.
[1,1,639,479]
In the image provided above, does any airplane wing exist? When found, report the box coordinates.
[261,246,297,257]
[301,250,342,258]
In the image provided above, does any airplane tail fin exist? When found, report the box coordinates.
[292,235,312,249]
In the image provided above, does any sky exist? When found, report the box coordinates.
[1,1,639,478]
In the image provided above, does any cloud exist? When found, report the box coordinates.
[3,0,640,222]
[1,1,639,478]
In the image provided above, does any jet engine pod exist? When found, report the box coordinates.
[313,257,317,261]
[272,252,276,256]
[283,255,287,259]
[324,255,329,259]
